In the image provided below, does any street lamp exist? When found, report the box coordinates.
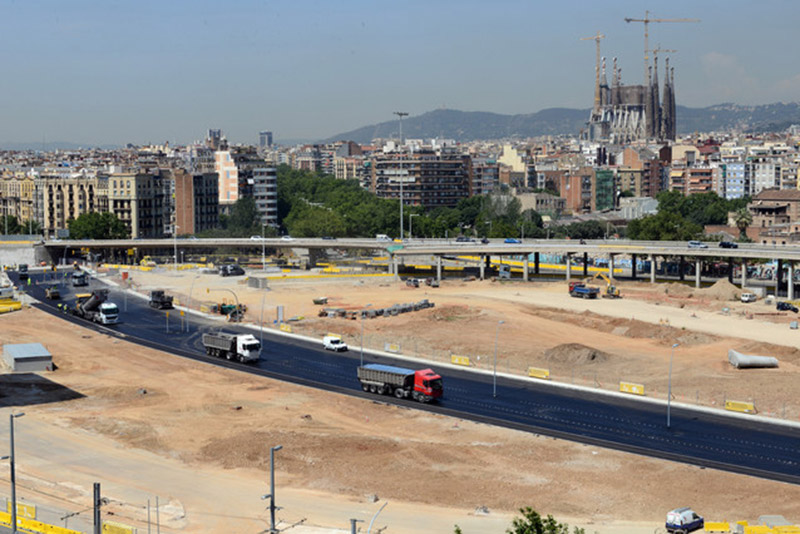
[8,412,25,534]
[667,343,679,428]
[493,320,505,398]
[261,223,267,271]
[409,214,419,241]
[360,303,372,367]
[394,111,408,239]
[262,445,283,534]
[173,224,180,272]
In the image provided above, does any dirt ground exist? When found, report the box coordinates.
[1,265,800,533]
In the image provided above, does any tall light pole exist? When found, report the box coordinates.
[667,343,679,428]
[264,445,283,534]
[9,412,25,534]
[409,214,419,241]
[360,303,372,367]
[493,320,505,397]
[262,223,267,271]
[173,224,179,271]
[394,111,408,239]
[260,285,269,348]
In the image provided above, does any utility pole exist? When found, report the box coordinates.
[393,111,408,239]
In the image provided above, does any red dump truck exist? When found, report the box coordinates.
[357,364,443,403]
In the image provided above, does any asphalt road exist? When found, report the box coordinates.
[11,269,800,485]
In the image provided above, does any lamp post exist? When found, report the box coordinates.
[409,214,419,241]
[264,445,283,534]
[262,223,267,271]
[393,111,408,239]
[260,285,269,348]
[493,320,504,398]
[9,412,25,534]
[173,225,179,271]
[667,343,679,428]
[360,303,372,367]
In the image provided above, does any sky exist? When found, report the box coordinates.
[1,0,799,146]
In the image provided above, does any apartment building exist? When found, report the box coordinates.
[371,150,471,208]
[108,171,168,238]
[0,172,35,225]
[173,169,219,235]
[33,171,107,237]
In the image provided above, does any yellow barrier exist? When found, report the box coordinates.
[279,323,292,333]
[725,399,757,414]
[619,382,645,396]
[103,520,137,534]
[527,367,550,380]
[744,526,773,534]
[0,510,83,534]
[451,355,470,366]
[5,501,35,519]
[774,527,800,534]
[705,522,730,533]
[384,343,401,353]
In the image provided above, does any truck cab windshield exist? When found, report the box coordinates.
[429,379,443,390]
[103,304,119,314]
[244,343,261,352]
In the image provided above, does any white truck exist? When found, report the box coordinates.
[72,290,119,325]
[323,335,348,351]
[202,332,261,363]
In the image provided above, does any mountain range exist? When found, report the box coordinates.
[323,102,800,144]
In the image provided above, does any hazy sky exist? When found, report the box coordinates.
[1,0,798,146]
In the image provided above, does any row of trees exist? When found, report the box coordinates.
[1,215,41,235]
[455,507,585,534]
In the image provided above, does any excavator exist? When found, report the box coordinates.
[587,272,622,299]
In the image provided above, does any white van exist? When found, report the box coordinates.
[375,234,392,242]
[741,292,757,303]
[666,507,704,534]
[323,335,348,352]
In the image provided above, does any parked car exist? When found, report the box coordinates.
[455,236,475,243]
[740,292,757,303]
[481,237,490,244]
[281,235,294,241]
[776,301,799,313]
[687,240,708,249]
[321,236,337,240]
[250,235,264,240]
[504,238,521,244]
[719,241,738,249]
[665,507,704,534]
[405,278,420,288]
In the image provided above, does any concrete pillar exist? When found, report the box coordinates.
[777,259,783,297]
[392,255,398,277]
[741,258,747,288]
[695,260,702,288]
[565,254,571,282]
[534,252,540,275]
[523,255,529,282]
[583,252,588,277]
[479,255,485,280]
[728,261,734,283]
[679,256,685,281]
[608,254,615,281]
[790,262,795,301]
[436,255,442,282]
[650,255,656,284]
[631,254,637,279]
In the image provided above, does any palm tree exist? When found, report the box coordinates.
[733,207,753,239]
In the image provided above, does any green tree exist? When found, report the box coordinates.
[733,207,753,239]
[506,507,585,534]
[68,212,129,239]
[227,197,262,236]
[1,215,21,235]
[627,211,702,241]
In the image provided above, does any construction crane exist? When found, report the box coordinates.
[580,31,605,112]
[624,10,699,83]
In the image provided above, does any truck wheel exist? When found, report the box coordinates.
[361,384,369,392]
[376,386,385,395]
[369,385,377,394]
[394,388,404,399]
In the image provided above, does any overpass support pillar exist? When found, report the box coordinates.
[777,259,784,297]
[583,253,588,277]
[790,262,795,301]
[649,255,656,284]
[436,255,442,283]
[523,255,529,282]
[392,255,399,278]
[741,258,747,288]
[534,252,540,275]
[479,255,486,281]
[695,260,702,288]
[566,254,572,282]
[728,260,734,283]
[679,256,686,281]
[631,254,637,279]
[608,254,615,281]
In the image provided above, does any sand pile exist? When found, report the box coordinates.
[543,343,610,365]
[702,279,741,301]
[662,282,693,297]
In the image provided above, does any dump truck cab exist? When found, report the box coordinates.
[414,369,443,400]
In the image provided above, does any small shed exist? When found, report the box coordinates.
[3,343,52,372]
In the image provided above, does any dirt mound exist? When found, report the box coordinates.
[662,282,693,297]
[702,279,741,301]
[544,343,610,365]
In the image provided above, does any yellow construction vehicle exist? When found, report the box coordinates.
[587,272,622,298]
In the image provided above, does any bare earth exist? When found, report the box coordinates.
[2,267,800,534]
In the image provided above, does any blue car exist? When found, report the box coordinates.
[504,238,521,244]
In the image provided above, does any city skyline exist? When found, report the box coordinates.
[1,0,799,146]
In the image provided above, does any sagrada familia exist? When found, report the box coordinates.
[585,54,676,144]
